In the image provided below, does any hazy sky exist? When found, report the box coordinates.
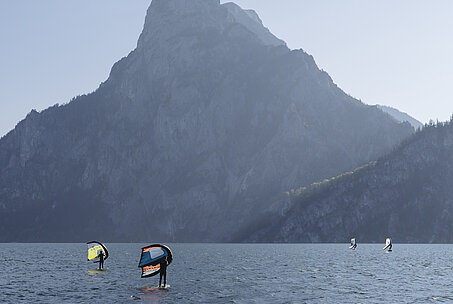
[1,0,452,137]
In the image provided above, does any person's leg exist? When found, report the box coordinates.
[163,272,166,287]
[159,273,162,287]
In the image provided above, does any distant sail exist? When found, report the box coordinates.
[87,241,109,262]
[383,238,392,251]
[349,238,357,249]
[138,244,173,278]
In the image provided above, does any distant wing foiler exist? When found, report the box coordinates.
[383,238,392,250]
[138,244,173,278]
[87,241,109,262]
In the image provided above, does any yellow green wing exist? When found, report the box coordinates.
[88,244,104,261]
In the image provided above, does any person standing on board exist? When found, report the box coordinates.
[383,238,393,252]
[98,251,105,270]
[159,256,168,287]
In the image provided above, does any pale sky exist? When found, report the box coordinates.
[1,0,452,137]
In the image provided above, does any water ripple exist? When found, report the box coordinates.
[1,244,453,303]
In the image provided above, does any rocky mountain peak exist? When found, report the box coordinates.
[137,0,285,51]
[138,0,223,47]
[111,0,289,100]
[149,0,220,13]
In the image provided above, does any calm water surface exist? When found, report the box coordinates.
[1,243,452,303]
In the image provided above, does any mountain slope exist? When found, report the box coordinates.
[0,0,413,242]
[246,120,453,243]
[376,105,423,130]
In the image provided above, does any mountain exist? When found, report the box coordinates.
[376,105,423,130]
[246,120,453,243]
[0,0,413,242]
[222,2,286,47]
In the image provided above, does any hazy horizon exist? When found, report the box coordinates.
[1,0,453,136]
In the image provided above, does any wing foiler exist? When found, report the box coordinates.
[349,238,357,249]
[138,244,173,278]
[87,241,109,262]
[383,238,392,251]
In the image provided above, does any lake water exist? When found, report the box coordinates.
[0,243,452,303]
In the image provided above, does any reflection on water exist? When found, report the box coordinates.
[1,243,453,303]
[87,269,108,276]
[138,285,170,303]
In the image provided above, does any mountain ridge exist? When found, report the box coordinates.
[245,119,453,243]
[376,104,423,130]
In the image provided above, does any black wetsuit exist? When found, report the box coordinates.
[98,252,104,270]
[159,259,167,287]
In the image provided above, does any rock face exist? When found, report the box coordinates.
[247,120,453,243]
[0,0,413,242]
